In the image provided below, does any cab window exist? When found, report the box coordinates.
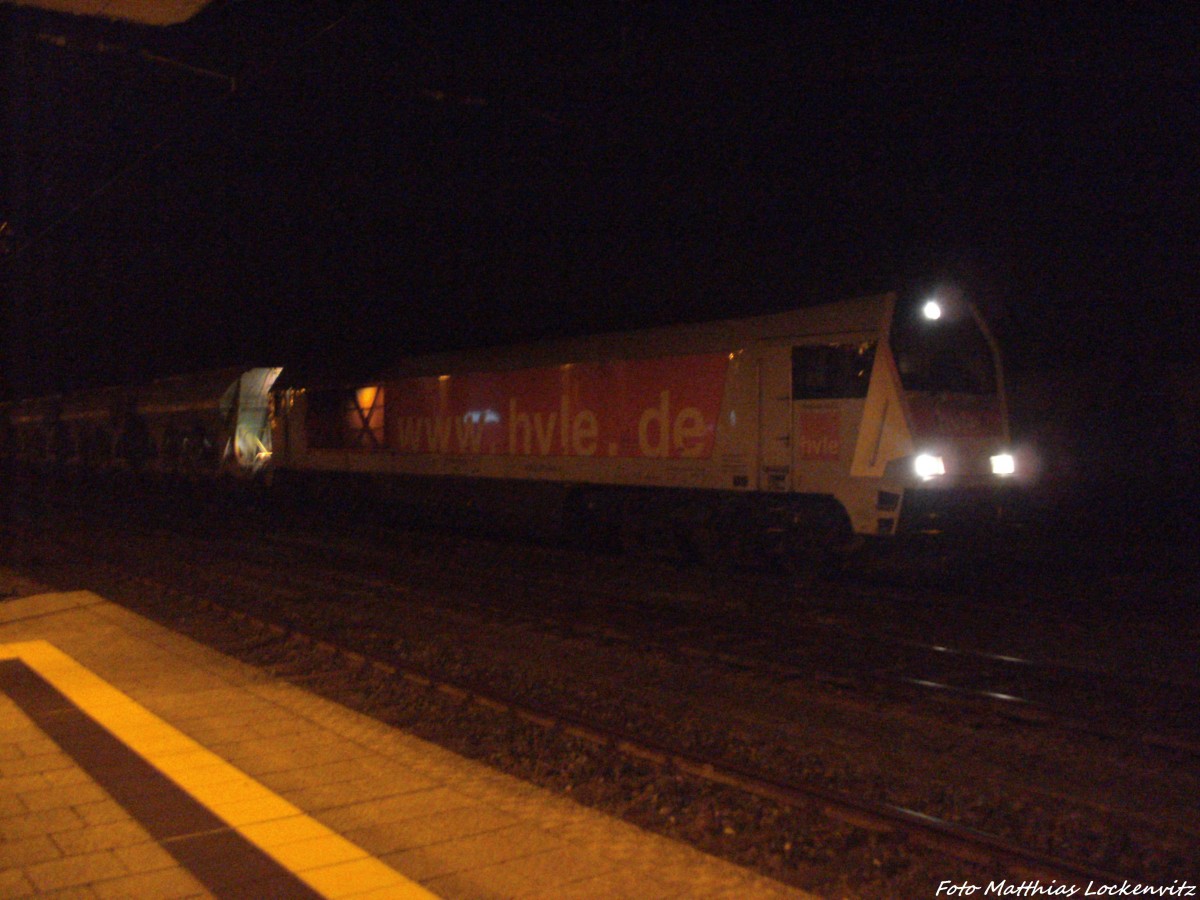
[792,342,876,399]
[891,308,996,394]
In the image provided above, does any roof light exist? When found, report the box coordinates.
[922,300,943,320]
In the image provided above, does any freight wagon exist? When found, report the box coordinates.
[0,366,280,480]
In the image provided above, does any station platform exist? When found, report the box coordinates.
[0,580,813,899]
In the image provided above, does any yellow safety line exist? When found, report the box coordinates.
[0,640,439,900]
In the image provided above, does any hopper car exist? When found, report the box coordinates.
[0,366,280,481]
[2,291,1018,565]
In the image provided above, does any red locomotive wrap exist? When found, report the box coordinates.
[797,409,842,460]
[384,353,730,459]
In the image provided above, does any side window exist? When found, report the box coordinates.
[792,342,876,399]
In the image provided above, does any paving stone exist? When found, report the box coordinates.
[519,866,679,900]
[91,867,212,899]
[325,786,477,837]
[0,867,36,899]
[423,844,616,900]
[382,823,565,881]
[1,751,76,779]
[111,838,189,877]
[0,805,86,841]
[72,800,132,828]
[23,849,129,893]
[0,833,63,868]
[19,782,111,814]
[50,819,154,856]
[0,790,27,817]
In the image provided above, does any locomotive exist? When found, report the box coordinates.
[1,291,1017,563]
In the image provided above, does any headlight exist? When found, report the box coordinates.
[914,453,945,479]
[990,453,1015,476]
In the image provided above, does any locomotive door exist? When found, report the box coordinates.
[757,347,792,491]
[791,340,877,503]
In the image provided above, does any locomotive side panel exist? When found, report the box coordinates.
[382,353,728,470]
[284,353,754,493]
[270,299,906,549]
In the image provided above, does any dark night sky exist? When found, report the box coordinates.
[1,2,1197,403]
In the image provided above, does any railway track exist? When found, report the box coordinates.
[2,481,1197,895]
[107,502,1200,753]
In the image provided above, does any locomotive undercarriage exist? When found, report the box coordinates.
[267,466,863,573]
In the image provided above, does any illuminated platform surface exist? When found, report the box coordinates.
[0,583,813,899]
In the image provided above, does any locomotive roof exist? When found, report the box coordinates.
[381,294,894,379]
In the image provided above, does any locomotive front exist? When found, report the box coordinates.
[885,292,1018,534]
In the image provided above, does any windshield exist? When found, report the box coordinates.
[890,302,997,394]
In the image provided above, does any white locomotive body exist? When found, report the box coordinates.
[272,292,1015,547]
